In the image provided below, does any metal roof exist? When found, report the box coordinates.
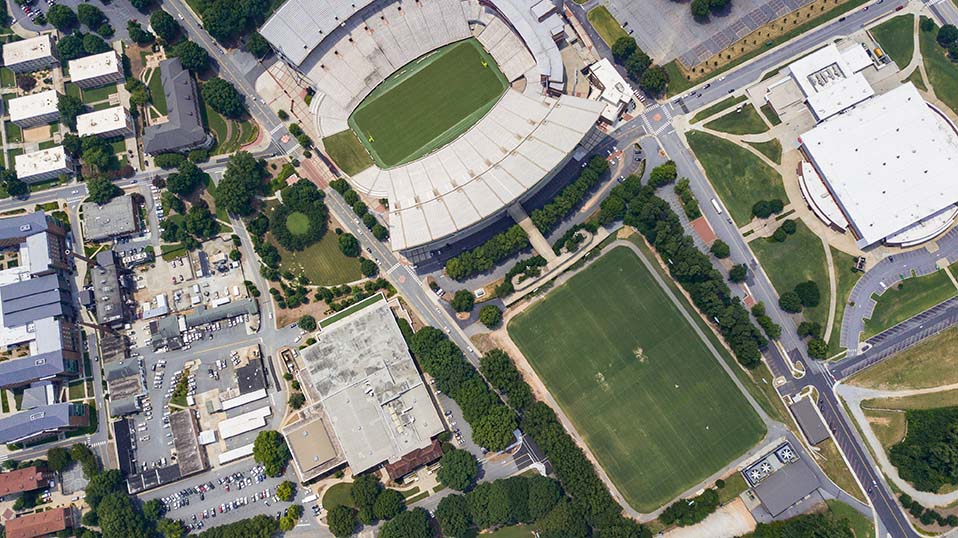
[0,212,50,242]
[0,350,67,388]
[791,398,830,445]
[0,273,70,327]
[184,299,257,327]
[0,403,75,444]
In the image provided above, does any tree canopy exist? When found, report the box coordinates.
[150,10,182,43]
[87,176,122,205]
[378,508,432,538]
[436,448,479,491]
[479,305,502,329]
[57,95,86,130]
[172,41,210,72]
[327,505,357,538]
[46,5,77,31]
[451,290,475,313]
[215,152,265,215]
[202,78,246,118]
[166,161,206,196]
[251,430,290,477]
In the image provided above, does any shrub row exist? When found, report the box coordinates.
[330,178,388,240]
[551,221,600,255]
[750,302,782,340]
[409,328,517,451]
[899,493,958,527]
[445,225,530,281]
[495,255,548,296]
[659,488,719,527]
[674,178,701,219]
[530,156,609,234]
[617,178,767,367]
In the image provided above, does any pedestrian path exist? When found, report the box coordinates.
[508,204,557,263]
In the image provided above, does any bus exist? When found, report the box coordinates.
[710,198,724,214]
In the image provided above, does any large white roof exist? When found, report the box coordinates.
[260,0,375,65]
[76,106,131,137]
[68,51,122,84]
[801,83,958,247]
[2,35,55,68]
[9,90,58,123]
[15,147,69,180]
[788,43,874,121]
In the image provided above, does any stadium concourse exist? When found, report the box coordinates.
[260,0,606,253]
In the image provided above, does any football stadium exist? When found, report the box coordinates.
[261,0,605,252]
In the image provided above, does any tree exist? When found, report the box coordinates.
[480,349,532,412]
[378,508,432,538]
[245,32,271,58]
[327,506,357,538]
[288,392,305,409]
[437,448,479,491]
[710,240,730,259]
[436,494,471,537]
[46,447,72,473]
[127,21,154,45]
[82,34,111,55]
[172,41,210,72]
[84,469,123,510]
[275,480,295,502]
[57,95,86,130]
[922,15,936,32]
[150,10,181,43]
[807,338,828,359]
[451,290,475,313]
[87,176,121,205]
[350,474,382,511]
[624,50,652,81]
[772,227,788,242]
[201,78,246,118]
[729,264,748,283]
[639,65,669,96]
[526,475,562,521]
[938,24,958,46]
[797,321,822,339]
[15,74,35,92]
[794,281,821,308]
[611,36,637,63]
[467,482,511,529]
[648,161,677,188]
[166,161,205,195]
[691,0,711,18]
[337,233,359,257]
[781,219,797,234]
[96,492,148,538]
[216,152,265,215]
[162,191,186,214]
[185,205,219,238]
[538,499,589,538]
[77,4,106,30]
[252,430,290,477]
[46,4,77,31]
[472,404,516,451]
[373,488,406,521]
[155,518,186,538]
[479,305,502,329]
[360,257,379,277]
[298,315,316,331]
[779,291,803,313]
[5,177,26,198]
[142,499,165,522]
[130,0,155,12]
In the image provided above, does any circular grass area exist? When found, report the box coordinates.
[286,211,310,235]
[321,482,354,510]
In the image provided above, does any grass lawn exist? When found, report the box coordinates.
[759,102,782,126]
[5,121,22,143]
[687,130,785,226]
[350,38,507,167]
[64,82,81,99]
[265,202,360,285]
[746,139,782,164]
[863,264,958,338]
[67,381,85,400]
[203,102,229,150]
[716,472,748,505]
[872,14,915,69]
[322,130,373,176]
[750,219,829,328]
[321,482,354,509]
[80,83,118,104]
[903,68,928,92]
[0,68,14,88]
[320,294,384,328]
[703,104,769,135]
[147,68,168,115]
[850,327,958,390]
[863,388,958,411]
[286,212,310,234]
[826,499,875,538]
[482,526,534,538]
[829,247,862,354]
[508,247,765,512]
[689,95,747,124]
[862,407,907,449]
[587,6,627,46]
[919,18,958,115]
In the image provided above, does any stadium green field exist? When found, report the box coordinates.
[508,247,765,512]
[349,38,508,168]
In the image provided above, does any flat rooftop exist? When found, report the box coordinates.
[76,106,130,137]
[788,43,874,121]
[81,194,137,240]
[800,83,958,247]
[283,412,342,479]
[15,147,69,179]
[299,294,444,473]
[170,409,206,477]
[2,35,55,66]
[9,90,59,123]
[68,51,122,83]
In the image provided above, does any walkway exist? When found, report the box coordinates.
[837,382,958,507]
[508,204,557,263]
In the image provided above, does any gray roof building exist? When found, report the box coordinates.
[81,196,139,242]
[20,381,54,410]
[791,398,830,446]
[0,403,88,444]
[0,350,79,389]
[142,59,210,155]
[0,273,72,328]
[184,299,257,328]
[91,250,128,327]
[0,212,70,276]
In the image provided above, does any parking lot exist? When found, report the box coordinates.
[10,0,140,41]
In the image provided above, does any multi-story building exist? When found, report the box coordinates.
[2,35,57,74]
[76,106,134,139]
[142,58,212,155]
[0,465,53,497]
[9,90,59,128]
[68,51,123,89]
[0,403,89,445]
[14,147,73,185]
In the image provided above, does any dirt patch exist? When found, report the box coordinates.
[633,346,648,363]
[22,125,51,143]
[664,498,756,538]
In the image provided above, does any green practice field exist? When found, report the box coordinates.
[349,38,507,168]
[509,247,765,512]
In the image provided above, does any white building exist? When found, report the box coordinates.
[767,43,874,122]
[76,106,133,139]
[68,51,123,89]
[587,58,634,124]
[14,147,74,184]
[799,83,958,248]
[9,90,59,128]
[2,35,57,74]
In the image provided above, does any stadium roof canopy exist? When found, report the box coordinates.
[260,0,375,65]
[800,83,958,247]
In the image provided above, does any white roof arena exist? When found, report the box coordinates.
[261,0,603,251]
[787,43,874,121]
[800,83,958,247]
